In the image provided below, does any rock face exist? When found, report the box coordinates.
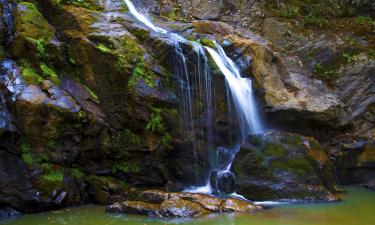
[336,141,375,187]
[106,190,261,217]
[233,131,338,201]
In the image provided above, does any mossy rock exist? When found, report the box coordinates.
[10,2,55,59]
[233,131,336,201]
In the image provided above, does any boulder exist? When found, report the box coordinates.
[233,131,337,201]
[107,190,262,217]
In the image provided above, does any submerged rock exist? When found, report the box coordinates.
[106,190,261,217]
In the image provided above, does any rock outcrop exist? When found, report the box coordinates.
[106,190,261,217]
[233,131,339,201]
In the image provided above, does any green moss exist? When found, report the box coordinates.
[369,49,375,59]
[303,14,328,29]
[353,16,373,26]
[146,110,165,133]
[128,59,156,88]
[96,43,112,54]
[20,59,43,84]
[112,129,140,160]
[41,163,63,183]
[112,162,139,174]
[52,0,102,10]
[343,53,359,64]
[40,63,60,84]
[72,168,84,179]
[21,152,33,166]
[36,38,46,60]
[200,37,216,49]
[314,63,336,81]
[16,2,54,40]
[266,144,285,158]
[46,139,57,149]
[83,85,99,103]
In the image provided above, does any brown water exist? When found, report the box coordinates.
[2,186,375,225]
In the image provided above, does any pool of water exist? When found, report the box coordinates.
[2,186,374,225]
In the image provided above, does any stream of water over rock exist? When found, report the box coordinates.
[123,0,263,196]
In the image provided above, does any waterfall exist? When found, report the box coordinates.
[206,44,263,138]
[123,0,263,196]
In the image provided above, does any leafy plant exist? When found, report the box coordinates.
[303,14,328,28]
[354,16,373,26]
[146,111,165,133]
[41,163,64,182]
[40,63,60,84]
[343,53,359,64]
[314,63,336,81]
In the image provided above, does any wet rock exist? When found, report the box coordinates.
[107,190,262,217]
[222,198,261,212]
[159,197,208,217]
[0,207,20,220]
[217,172,236,195]
[10,2,55,60]
[137,190,169,204]
[107,200,159,216]
[233,131,337,201]
[336,141,375,184]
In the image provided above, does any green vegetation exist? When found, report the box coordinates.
[72,168,84,179]
[21,152,33,166]
[52,0,102,10]
[200,37,216,49]
[353,16,373,26]
[369,49,375,59]
[36,38,46,60]
[96,44,112,54]
[112,129,140,160]
[343,53,359,64]
[83,85,99,103]
[128,59,156,88]
[314,63,336,81]
[112,162,139,174]
[40,63,60,84]
[303,14,328,28]
[146,110,165,133]
[20,59,43,84]
[41,163,63,183]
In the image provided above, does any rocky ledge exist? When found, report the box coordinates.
[106,190,262,217]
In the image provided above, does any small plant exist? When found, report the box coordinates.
[20,59,43,84]
[96,44,112,54]
[303,14,328,28]
[83,85,99,103]
[40,63,60,84]
[128,59,156,88]
[71,168,84,179]
[112,162,139,174]
[280,5,298,18]
[353,16,373,26]
[146,111,165,133]
[42,163,64,182]
[200,37,216,49]
[314,63,336,81]
[36,39,46,60]
[343,53,359,64]
[369,49,375,59]
[346,38,358,46]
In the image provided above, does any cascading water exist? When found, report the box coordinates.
[123,0,263,197]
